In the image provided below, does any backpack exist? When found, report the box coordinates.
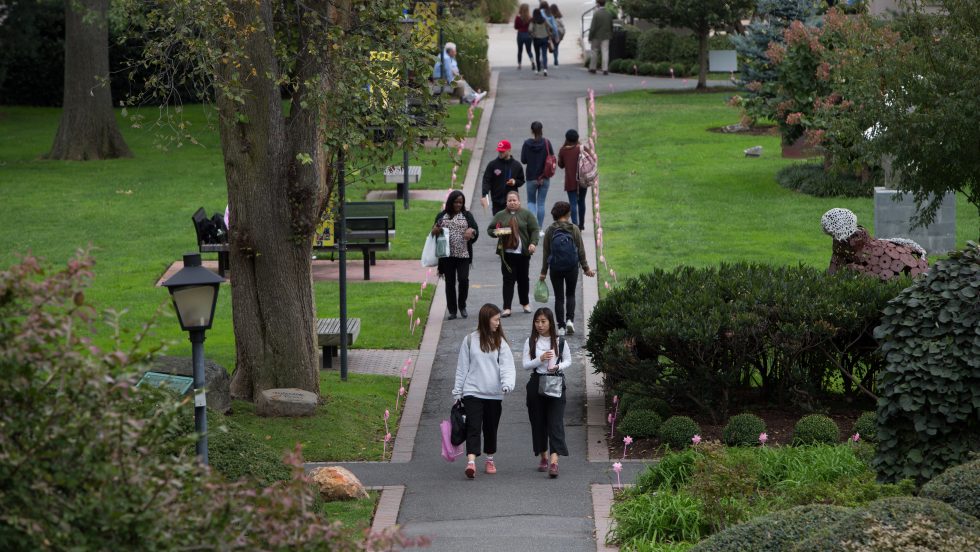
[576,145,598,188]
[548,227,578,272]
[542,139,557,180]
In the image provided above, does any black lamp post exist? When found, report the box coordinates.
[162,252,224,464]
[399,12,417,211]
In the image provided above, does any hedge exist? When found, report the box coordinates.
[444,16,490,94]
[690,504,851,552]
[920,458,980,519]
[776,162,874,198]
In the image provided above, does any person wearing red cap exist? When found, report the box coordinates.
[481,140,525,214]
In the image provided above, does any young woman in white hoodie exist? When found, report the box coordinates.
[522,307,571,478]
[453,303,517,479]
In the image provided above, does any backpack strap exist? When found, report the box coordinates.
[557,337,565,373]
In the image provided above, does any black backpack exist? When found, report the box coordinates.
[548,228,578,272]
[198,213,228,244]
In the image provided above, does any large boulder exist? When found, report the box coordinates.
[255,388,317,417]
[310,466,368,501]
[149,355,232,414]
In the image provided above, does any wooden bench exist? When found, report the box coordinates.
[314,216,390,280]
[317,317,361,369]
[192,207,230,277]
[383,165,422,184]
[346,201,396,236]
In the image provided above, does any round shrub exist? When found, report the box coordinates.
[722,413,766,447]
[622,393,671,419]
[659,416,701,449]
[690,504,851,552]
[654,61,671,76]
[920,458,980,519]
[637,28,675,62]
[851,411,877,443]
[794,497,980,552]
[619,409,663,439]
[793,414,840,446]
[638,62,657,76]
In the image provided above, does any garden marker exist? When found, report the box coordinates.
[623,436,633,459]
[612,462,623,488]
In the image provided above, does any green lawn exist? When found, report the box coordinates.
[317,491,378,532]
[593,91,979,278]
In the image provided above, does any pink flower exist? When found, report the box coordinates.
[608,413,614,424]
[613,395,619,405]
[624,436,633,446]
[851,433,860,443]
[384,432,392,442]
[407,308,413,318]
[612,462,622,473]
[605,282,611,290]
[692,434,702,445]
[421,281,427,291]
[399,386,406,396]
[759,432,768,445]
[786,112,803,126]
[384,409,390,420]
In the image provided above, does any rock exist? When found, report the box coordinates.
[310,466,369,501]
[255,388,317,417]
[744,145,763,157]
[149,355,232,414]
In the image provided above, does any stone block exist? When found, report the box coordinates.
[874,187,957,254]
[255,388,317,417]
[149,355,232,414]
[310,466,369,501]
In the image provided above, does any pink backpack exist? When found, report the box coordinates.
[576,144,598,188]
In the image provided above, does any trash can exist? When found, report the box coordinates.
[609,26,627,62]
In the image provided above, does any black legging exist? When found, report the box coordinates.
[550,268,579,325]
[517,31,533,66]
[440,257,470,315]
[502,252,530,310]
[463,396,502,456]
[526,374,568,456]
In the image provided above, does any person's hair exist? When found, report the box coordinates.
[477,303,506,352]
[518,3,530,21]
[549,4,562,18]
[532,8,544,24]
[506,189,521,201]
[529,307,558,359]
[530,121,543,138]
[564,128,579,146]
[596,0,606,6]
[444,190,466,214]
[444,42,456,53]
[551,201,571,221]
[539,1,550,11]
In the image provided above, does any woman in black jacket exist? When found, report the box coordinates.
[432,190,480,319]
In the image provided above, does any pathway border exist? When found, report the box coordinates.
[367,485,405,533]
[590,484,619,552]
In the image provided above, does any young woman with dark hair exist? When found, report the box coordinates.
[453,303,516,478]
[522,307,571,477]
[520,121,555,229]
[432,190,479,320]
[529,8,551,76]
[488,190,540,317]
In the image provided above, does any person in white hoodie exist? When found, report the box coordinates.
[453,303,517,479]
[522,307,571,478]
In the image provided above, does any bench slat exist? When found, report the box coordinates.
[317,318,361,347]
[383,165,422,183]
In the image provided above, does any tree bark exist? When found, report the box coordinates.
[697,29,709,90]
[46,0,132,160]
[222,0,333,402]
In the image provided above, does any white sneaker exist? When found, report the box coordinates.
[543,70,548,77]
[474,91,487,103]
[539,230,545,237]
[566,321,575,335]
[557,328,566,337]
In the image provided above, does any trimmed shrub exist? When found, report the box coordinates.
[690,504,851,552]
[619,409,663,438]
[660,416,701,449]
[920,458,980,518]
[851,411,877,443]
[794,497,980,551]
[669,35,699,66]
[638,62,657,76]
[776,162,873,198]
[637,29,675,62]
[873,243,980,483]
[722,413,766,447]
[622,25,641,59]
[608,58,627,73]
[793,414,840,446]
[444,17,490,93]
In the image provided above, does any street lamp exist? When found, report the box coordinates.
[399,12,417,211]
[162,252,224,464]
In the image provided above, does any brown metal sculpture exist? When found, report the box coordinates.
[821,208,929,280]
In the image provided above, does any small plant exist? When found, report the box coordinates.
[722,413,766,447]
[793,414,840,446]
[622,392,672,418]
[660,416,702,450]
[619,409,663,439]
[920,458,980,519]
[851,411,877,443]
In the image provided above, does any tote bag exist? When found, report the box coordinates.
[421,232,439,267]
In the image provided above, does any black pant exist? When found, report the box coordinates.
[550,268,578,325]
[463,396,502,457]
[533,37,549,71]
[502,252,530,310]
[441,257,470,315]
[526,375,568,456]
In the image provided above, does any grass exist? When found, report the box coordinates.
[228,372,405,462]
[317,491,379,532]
[593,91,979,280]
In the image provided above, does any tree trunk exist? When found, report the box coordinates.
[697,30,709,90]
[46,0,132,160]
[222,0,331,402]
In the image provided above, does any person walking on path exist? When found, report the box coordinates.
[529,8,552,76]
[489,190,540,317]
[539,201,595,336]
[453,303,516,479]
[514,4,535,71]
[522,307,571,478]
[520,121,555,229]
[432,190,480,320]
[548,4,566,67]
[556,128,588,230]
[588,0,613,75]
[481,140,525,215]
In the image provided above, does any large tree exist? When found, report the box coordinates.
[123,0,443,400]
[621,0,754,89]
[46,0,132,160]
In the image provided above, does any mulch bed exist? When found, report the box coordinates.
[706,125,779,136]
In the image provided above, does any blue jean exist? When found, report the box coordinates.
[567,188,588,229]
[533,37,549,71]
[527,178,550,227]
[517,32,533,66]
[553,40,560,65]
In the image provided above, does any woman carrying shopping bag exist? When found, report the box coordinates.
[522,307,571,478]
[488,190,540,317]
[432,190,479,320]
[453,303,516,479]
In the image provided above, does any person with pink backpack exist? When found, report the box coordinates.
[556,129,594,230]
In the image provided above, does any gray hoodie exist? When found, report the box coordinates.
[453,331,517,400]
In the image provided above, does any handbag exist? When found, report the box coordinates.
[435,228,450,258]
[440,419,465,462]
[450,400,467,446]
[421,232,439,267]
[537,337,565,398]
[542,139,557,179]
[534,279,549,303]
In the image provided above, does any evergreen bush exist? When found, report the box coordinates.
[660,416,701,449]
[722,413,766,447]
[793,414,840,446]
[851,411,877,443]
[619,409,663,438]
[873,243,980,483]
[690,504,851,552]
[637,29,675,62]
[920,458,980,519]
[444,17,490,93]
[776,162,873,198]
[653,62,671,76]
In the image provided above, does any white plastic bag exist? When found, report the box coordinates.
[421,232,440,267]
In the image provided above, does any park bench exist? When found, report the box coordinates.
[314,214,391,280]
[383,165,422,184]
[316,317,361,369]
[192,207,230,277]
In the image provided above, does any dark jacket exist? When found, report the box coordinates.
[556,143,580,192]
[540,220,590,276]
[433,209,479,265]
[521,137,555,182]
[482,156,525,212]
[589,7,613,42]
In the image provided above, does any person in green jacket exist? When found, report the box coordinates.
[488,190,540,317]
[588,0,614,75]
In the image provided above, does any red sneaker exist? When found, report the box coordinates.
[538,458,548,472]
[549,463,559,478]
[465,462,476,479]
[485,460,497,474]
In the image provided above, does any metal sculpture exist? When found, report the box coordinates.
[821,208,929,280]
